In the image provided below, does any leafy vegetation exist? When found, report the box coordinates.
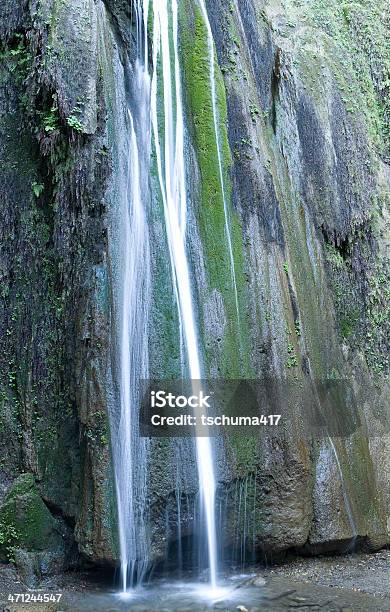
[66,114,84,132]
[40,100,61,134]
[31,181,44,198]
[0,520,20,563]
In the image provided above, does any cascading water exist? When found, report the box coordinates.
[112,0,220,593]
[149,0,218,588]
[112,6,151,591]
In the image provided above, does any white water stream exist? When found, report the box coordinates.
[114,3,152,591]
[115,0,220,592]
[149,0,218,588]
[117,109,151,591]
[112,0,359,596]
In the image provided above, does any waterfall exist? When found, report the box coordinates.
[149,0,218,587]
[112,0,220,592]
[113,9,151,591]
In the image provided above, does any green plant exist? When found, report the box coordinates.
[249,103,260,123]
[340,309,360,338]
[66,114,84,132]
[286,355,298,368]
[0,521,20,563]
[41,102,60,133]
[31,182,44,198]
[325,243,345,268]
[66,102,85,132]
[286,338,298,368]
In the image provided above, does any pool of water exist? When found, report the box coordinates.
[61,573,260,611]
[2,562,387,611]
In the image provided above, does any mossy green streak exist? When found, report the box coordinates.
[179,0,251,377]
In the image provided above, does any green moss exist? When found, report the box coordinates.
[179,0,251,376]
[287,0,390,154]
[5,473,35,499]
[321,200,388,373]
[365,263,390,374]
[339,309,360,339]
[0,26,83,510]
[231,438,258,475]
[325,243,345,269]
[148,166,183,379]
[0,474,61,556]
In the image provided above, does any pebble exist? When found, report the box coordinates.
[252,576,266,587]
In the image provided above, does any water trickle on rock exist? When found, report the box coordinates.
[198,0,241,325]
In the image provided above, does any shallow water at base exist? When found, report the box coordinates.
[53,569,390,612]
[117,578,240,606]
[2,559,388,612]
[65,574,258,611]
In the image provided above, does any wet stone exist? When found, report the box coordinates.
[252,577,266,587]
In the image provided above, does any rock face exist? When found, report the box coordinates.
[0,0,118,567]
[0,474,72,586]
[0,474,63,552]
[0,0,388,576]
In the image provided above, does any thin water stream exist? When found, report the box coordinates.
[149,0,218,588]
[198,0,240,323]
[114,55,151,591]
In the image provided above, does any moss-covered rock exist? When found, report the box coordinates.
[0,473,63,555]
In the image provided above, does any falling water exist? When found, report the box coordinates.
[113,4,151,592]
[113,0,219,592]
[148,0,218,587]
[197,0,240,323]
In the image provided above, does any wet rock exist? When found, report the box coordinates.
[13,549,40,589]
[0,474,64,555]
[0,474,74,588]
[252,577,266,587]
